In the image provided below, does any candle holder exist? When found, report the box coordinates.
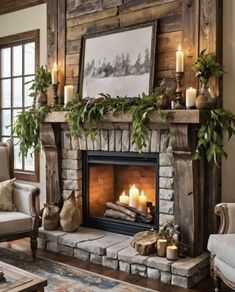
[175,72,185,109]
[51,83,59,107]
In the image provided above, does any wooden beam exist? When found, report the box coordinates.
[0,0,46,15]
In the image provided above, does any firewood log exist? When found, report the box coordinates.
[130,230,158,255]
[104,209,136,222]
[106,202,137,219]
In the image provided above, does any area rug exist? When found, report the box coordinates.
[0,247,156,292]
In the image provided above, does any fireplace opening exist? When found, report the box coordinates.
[83,151,159,235]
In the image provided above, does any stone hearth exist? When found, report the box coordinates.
[38,227,209,289]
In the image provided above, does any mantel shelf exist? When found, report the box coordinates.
[43,109,208,124]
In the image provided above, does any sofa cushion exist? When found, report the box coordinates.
[215,256,235,283]
[208,234,235,268]
[0,146,10,182]
[0,178,16,211]
[0,211,32,235]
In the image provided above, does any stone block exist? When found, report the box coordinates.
[71,137,79,150]
[159,177,174,189]
[118,246,148,265]
[161,271,172,284]
[62,180,78,190]
[159,166,174,177]
[74,248,90,261]
[119,261,130,273]
[159,214,174,225]
[131,264,147,277]
[62,131,71,150]
[102,256,119,270]
[62,169,77,180]
[39,228,66,242]
[147,267,160,279]
[62,149,82,160]
[103,0,122,9]
[90,253,102,265]
[77,233,127,255]
[147,256,172,272]
[159,189,174,200]
[59,244,74,256]
[159,153,174,166]
[106,239,130,259]
[171,253,209,277]
[62,159,82,170]
[37,238,46,249]
[159,200,174,215]
[59,227,105,247]
[47,241,59,253]
[171,275,189,288]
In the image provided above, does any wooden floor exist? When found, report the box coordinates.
[0,239,233,292]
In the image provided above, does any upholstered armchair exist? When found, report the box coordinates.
[0,142,40,260]
[208,203,235,291]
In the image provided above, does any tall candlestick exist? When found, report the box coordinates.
[119,191,129,205]
[52,62,58,84]
[176,45,184,73]
[186,87,197,109]
[64,85,75,104]
[129,184,139,209]
[138,190,147,213]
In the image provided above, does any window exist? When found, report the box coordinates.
[0,30,39,182]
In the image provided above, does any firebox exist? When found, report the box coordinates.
[83,151,159,235]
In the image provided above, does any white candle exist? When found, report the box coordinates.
[52,62,58,84]
[119,191,129,205]
[166,245,178,261]
[176,45,184,72]
[186,87,197,109]
[64,85,75,104]
[157,239,168,257]
[138,190,147,213]
[129,184,139,209]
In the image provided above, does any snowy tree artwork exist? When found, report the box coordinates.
[80,24,156,98]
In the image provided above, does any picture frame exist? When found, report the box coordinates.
[79,21,157,99]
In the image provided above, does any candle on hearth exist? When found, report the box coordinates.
[119,191,129,205]
[138,190,147,213]
[176,45,184,72]
[64,85,75,104]
[166,245,178,261]
[157,239,168,257]
[52,62,58,84]
[186,87,197,109]
[129,184,139,209]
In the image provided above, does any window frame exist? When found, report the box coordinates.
[0,30,40,182]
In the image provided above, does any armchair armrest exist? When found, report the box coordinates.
[215,203,235,234]
[13,182,40,219]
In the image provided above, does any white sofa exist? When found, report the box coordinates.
[208,203,235,291]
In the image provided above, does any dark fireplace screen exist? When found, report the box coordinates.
[83,151,159,235]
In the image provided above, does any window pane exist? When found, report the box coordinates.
[1,48,11,77]
[13,109,21,125]
[24,76,34,107]
[1,110,11,135]
[24,42,35,75]
[13,138,23,170]
[13,45,22,76]
[13,77,22,107]
[24,152,35,171]
[1,79,11,108]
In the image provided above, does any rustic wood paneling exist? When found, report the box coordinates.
[0,0,46,15]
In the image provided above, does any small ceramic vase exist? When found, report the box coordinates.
[35,91,47,108]
[42,203,60,230]
[195,83,211,109]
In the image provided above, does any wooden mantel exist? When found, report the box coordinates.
[44,109,208,124]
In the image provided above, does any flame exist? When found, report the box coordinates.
[140,190,145,196]
[121,191,126,196]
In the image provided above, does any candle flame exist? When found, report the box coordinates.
[140,190,145,196]
[121,191,126,196]
[178,44,181,51]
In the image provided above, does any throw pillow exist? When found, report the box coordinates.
[0,178,16,211]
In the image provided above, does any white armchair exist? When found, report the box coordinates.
[208,203,235,291]
[0,142,40,260]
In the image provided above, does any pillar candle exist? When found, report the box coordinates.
[119,191,129,205]
[52,62,58,84]
[166,245,178,261]
[64,85,75,104]
[186,87,197,109]
[138,190,147,213]
[129,184,139,209]
[157,239,168,257]
[176,45,184,72]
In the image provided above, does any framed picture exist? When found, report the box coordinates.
[79,22,157,98]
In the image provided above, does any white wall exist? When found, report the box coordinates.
[0,4,47,206]
[223,0,235,202]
